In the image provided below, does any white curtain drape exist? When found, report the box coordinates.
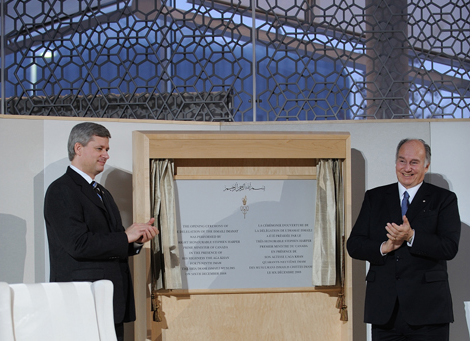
[150,159,182,291]
[312,159,347,320]
[312,159,344,287]
[334,160,345,289]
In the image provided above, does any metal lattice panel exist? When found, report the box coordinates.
[1,0,469,120]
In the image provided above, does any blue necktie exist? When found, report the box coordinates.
[401,191,410,216]
[91,181,103,201]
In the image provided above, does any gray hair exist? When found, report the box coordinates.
[396,138,431,166]
[67,122,111,161]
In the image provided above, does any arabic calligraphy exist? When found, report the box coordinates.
[223,182,265,192]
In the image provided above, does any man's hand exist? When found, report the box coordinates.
[125,217,158,243]
[381,216,414,254]
[386,215,414,242]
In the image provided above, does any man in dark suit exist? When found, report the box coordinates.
[44,122,158,341]
[347,138,461,341]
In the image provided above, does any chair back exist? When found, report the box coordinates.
[0,280,117,341]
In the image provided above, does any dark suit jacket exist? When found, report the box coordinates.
[44,167,141,324]
[347,182,461,326]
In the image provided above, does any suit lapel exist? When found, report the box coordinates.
[97,184,118,229]
[405,182,430,222]
[87,185,107,210]
[385,183,402,224]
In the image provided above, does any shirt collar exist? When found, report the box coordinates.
[398,182,422,203]
[70,165,94,185]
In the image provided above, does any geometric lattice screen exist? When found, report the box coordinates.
[1,0,469,121]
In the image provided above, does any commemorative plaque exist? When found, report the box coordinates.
[175,179,317,289]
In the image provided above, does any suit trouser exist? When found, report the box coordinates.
[371,300,449,341]
[115,322,124,341]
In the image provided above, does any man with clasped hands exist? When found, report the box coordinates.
[44,122,158,341]
[347,138,461,341]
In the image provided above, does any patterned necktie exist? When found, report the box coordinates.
[401,191,410,216]
[91,181,103,201]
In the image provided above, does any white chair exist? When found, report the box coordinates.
[0,280,117,341]
[465,301,470,335]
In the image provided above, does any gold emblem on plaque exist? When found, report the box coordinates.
[240,195,249,218]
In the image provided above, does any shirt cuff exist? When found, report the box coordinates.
[133,242,144,255]
[407,229,415,247]
[380,241,387,256]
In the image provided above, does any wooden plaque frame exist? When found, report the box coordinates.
[132,131,352,341]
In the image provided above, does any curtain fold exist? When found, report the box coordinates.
[150,159,182,291]
[334,160,345,289]
[312,159,344,287]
